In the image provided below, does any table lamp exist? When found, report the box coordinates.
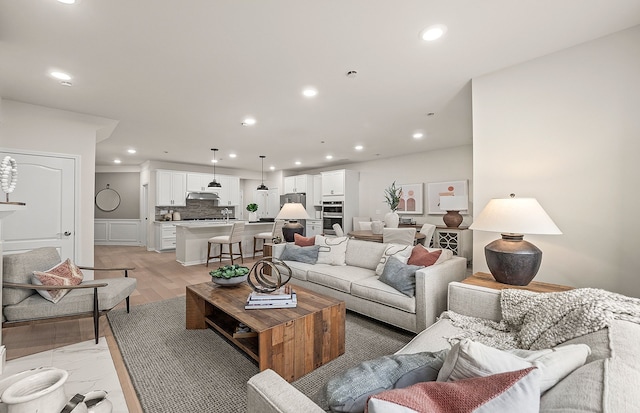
[439,195,468,228]
[276,203,311,242]
[469,194,562,286]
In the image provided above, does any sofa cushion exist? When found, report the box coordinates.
[345,239,386,270]
[407,245,441,267]
[279,244,320,264]
[375,244,413,276]
[368,367,541,413]
[378,256,424,298]
[326,350,448,413]
[279,260,327,282]
[3,278,137,321]
[30,258,84,303]
[3,247,62,305]
[315,235,348,266]
[307,266,375,294]
[437,339,590,393]
[351,277,416,313]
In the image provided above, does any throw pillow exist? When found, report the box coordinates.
[367,367,541,413]
[279,244,320,264]
[359,221,372,230]
[326,350,448,413]
[375,243,413,276]
[437,339,591,393]
[30,258,84,304]
[315,235,348,266]
[407,245,442,267]
[294,233,316,247]
[379,256,425,297]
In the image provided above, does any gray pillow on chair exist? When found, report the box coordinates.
[378,256,424,297]
[279,244,320,264]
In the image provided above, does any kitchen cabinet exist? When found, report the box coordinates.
[321,170,345,196]
[313,175,322,206]
[217,175,240,206]
[186,173,215,192]
[434,226,472,261]
[155,222,177,251]
[306,220,323,237]
[321,169,359,233]
[283,174,311,194]
[156,170,187,206]
[254,188,280,218]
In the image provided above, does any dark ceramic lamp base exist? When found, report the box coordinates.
[282,221,304,242]
[484,234,542,286]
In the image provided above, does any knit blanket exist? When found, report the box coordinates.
[441,287,640,350]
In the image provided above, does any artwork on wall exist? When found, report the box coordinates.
[427,180,469,214]
[396,183,423,215]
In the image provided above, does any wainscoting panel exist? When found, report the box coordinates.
[94,219,142,246]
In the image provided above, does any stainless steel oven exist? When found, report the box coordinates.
[322,201,344,235]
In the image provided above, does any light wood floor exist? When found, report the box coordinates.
[2,245,262,413]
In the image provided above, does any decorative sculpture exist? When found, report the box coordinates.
[1,156,19,203]
[246,257,292,293]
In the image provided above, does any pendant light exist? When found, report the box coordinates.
[208,148,222,188]
[257,155,268,191]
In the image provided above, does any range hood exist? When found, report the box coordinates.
[186,192,219,201]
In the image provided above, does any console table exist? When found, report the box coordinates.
[462,272,572,293]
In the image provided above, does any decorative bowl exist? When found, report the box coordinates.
[211,274,247,287]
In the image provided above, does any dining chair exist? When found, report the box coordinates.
[253,220,284,257]
[352,216,371,231]
[382,228,416,245]
[207,221,246,266]
[418,223,436,247]
[332,223,345,237]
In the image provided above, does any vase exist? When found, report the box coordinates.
[1,368,68,413]
[248,212,258,222]
[384,212,399,228]
[371,221,384,235]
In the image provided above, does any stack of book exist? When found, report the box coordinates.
[245,285,297,309]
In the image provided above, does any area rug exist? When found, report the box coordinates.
[107,296,414,413]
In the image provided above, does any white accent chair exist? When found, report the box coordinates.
[382,228,416,245]
[419,223,437,247]
[352,216,371,231]
[207,221,245,266]
[253,220,284,257]
[332,223,345,237]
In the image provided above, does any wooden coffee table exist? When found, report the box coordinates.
[185,281,345,382]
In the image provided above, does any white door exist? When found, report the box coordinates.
[0,151,76,259]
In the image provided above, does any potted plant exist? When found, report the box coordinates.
[209,264,250,286]
[246,203,258,222]
[383,181,401,228]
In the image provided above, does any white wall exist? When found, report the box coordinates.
[472,26,640,296]
[0,99,119,267]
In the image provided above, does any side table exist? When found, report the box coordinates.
[462,272,572,293]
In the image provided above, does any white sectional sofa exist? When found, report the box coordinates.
[270,237,468,333]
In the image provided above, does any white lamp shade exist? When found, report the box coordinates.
[275,203,311,220]
[439,195,468,211]
[469,197,562,235]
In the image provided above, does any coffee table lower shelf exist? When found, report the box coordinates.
[186,282,345,382]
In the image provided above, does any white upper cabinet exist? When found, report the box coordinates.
[156,170,187,206]
[186,173,215,192]
[321,170,345,196]
[219,175,240,206]
[313,175,322,206]
[283,175,311,194]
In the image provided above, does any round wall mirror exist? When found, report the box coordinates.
[95,185,121,212]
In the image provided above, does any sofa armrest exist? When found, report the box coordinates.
[270,243,286,259]
[447,282,502,321]
[3,282,109,290]
[414,256,467,331]
[247,369,325,413]
[77,266,134,277]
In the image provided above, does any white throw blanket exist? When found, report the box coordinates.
[442,287,640,350]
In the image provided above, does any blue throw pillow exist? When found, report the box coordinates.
[279,244,320,264]
[379,256,424,297]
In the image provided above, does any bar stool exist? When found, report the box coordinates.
[206,221,245,266]
[253,220,284,257]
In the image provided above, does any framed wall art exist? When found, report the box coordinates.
[427,180,468,214]
[396,183,423,215]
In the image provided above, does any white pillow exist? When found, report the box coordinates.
[315,235,349,266]
[375,243,413,276]
[436,339,591,393]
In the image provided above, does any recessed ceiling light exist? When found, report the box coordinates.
[228,153,237,158]
[326,155,333,160]
[127,149,136,154]
[412,132,424,139]
[295,161,301,166]
[354,145,363,151]
[57,0,77,4]
[269,166,275,170]
[302,88,318,98]
[50,71,71,81]
[241,118,256,126]
[211,159,218,163]
[114,159,121,164]
[421,24,447,41]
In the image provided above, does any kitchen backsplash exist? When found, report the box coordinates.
[155,199,236,221]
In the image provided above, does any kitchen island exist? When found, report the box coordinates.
[175,220,274,266]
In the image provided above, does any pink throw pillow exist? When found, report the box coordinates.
[294,233,316,247]
[31,258,84,303]
[407,245,442,267]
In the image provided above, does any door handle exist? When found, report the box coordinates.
[64,231,71,236]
